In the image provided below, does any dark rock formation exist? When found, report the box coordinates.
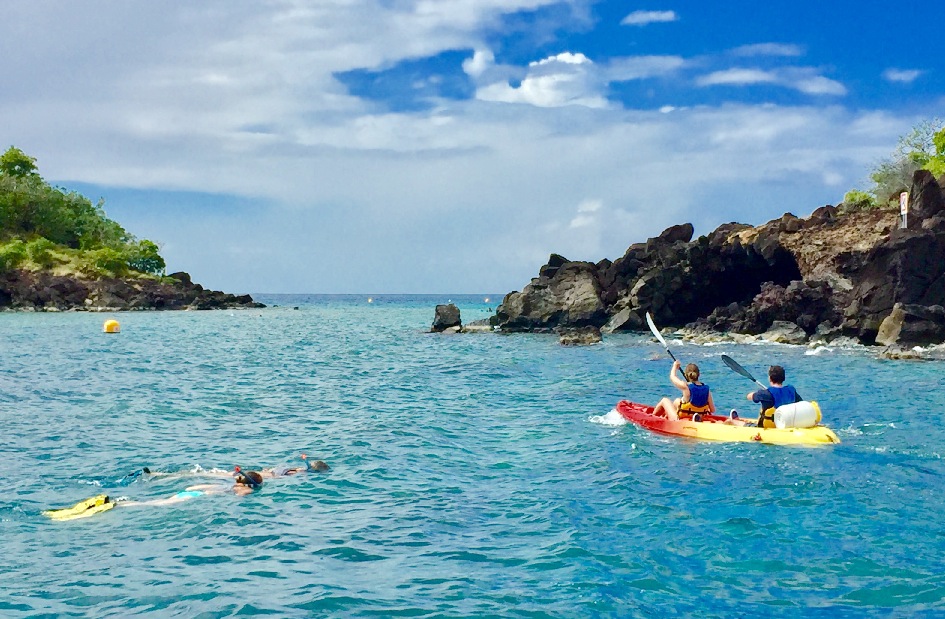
[431,303,462,333]
[495,260,605,332]
[0,270,264,311]
[495,169,945,347]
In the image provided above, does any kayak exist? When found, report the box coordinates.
[615,400,841,446]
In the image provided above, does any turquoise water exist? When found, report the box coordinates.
[2,294,943,618]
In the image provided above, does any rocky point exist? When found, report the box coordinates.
[494,170,945,348]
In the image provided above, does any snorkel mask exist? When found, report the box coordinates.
[233,466,262,489]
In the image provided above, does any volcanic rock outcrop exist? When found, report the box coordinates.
[0,270,264,311]
[495,171,945,347]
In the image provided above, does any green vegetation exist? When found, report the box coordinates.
[847,119,945,211]
[0,146,166,277]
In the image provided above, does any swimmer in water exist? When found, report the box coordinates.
[130,454,327,482]
[116,469,263,507]
[261,453,329,478]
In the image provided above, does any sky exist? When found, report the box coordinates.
[2,1,943,294]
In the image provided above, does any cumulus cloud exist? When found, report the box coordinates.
[882,68,923,83]
[696,67,846,96]
[475,52,609,108]
[621,10,678,26]
[472,52,685,109]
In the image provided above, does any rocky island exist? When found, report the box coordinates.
[493,169,945,350]
[0,147,263,311]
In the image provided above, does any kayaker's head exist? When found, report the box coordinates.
[684,363,700,382]
[768,365,786,385]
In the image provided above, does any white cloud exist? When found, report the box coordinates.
[472,52,684,109]
[732,43,804,57]
[463,49,494,77]
[792,74,847,96]
[697,67,846,96]
[476,51,609,108]
[882,68,923,84]
[621,10,678,26]
[604,55,686,81]
[697,68,778,87]
[570,198,602,228]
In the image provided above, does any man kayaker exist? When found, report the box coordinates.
[746,364,803,428]
[653,360,716,421]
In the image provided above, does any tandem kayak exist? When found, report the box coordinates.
[615,400,841,446]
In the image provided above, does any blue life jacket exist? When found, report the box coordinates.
[686,383,710,408]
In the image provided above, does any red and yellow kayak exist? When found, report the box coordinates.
[615,400,841,446]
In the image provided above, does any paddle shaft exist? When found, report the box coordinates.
[720,354,769,391]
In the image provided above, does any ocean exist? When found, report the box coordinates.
[1,294,943,618]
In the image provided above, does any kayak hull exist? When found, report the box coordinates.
[616,400,840,445]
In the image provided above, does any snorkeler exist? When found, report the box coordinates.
[261,453,329,477]
[130,454,328,482]
[118,468,264,506]
[43,469,264,519]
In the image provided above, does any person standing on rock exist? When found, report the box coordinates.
[746,365,803,428]
[653,360,716,421]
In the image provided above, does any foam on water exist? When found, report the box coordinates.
[588,407,628,426]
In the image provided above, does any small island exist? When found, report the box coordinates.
[0,147,263,311]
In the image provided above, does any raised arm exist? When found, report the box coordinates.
[669,360,687,391]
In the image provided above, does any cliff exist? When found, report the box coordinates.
[495,170,945,347]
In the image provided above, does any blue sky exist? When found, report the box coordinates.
[1,1,942,293]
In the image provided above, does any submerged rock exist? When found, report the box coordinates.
[557,325,602,346]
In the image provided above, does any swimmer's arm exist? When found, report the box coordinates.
[185,484,223,492]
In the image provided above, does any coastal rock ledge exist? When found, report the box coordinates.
[495,170,945,347]
[0,270,265,311]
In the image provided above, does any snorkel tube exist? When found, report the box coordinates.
[233,466,262,489]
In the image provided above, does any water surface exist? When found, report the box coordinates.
[1,295,942,617]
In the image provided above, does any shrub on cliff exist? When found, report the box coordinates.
[25,237,57,268]
[841,189,876,213]
[81,247,129,278]
[0,239,27,273]
[125,240,166,275]
[867,119,945,205]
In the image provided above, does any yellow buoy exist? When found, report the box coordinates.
[103,319,120,333]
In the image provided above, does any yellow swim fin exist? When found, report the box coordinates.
[43,494,115,521]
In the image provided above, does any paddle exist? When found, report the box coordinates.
[645,312,677,362]
[720,354,769,391]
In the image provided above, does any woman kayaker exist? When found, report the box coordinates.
[653,360,716,421]
[746,364,803,427]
